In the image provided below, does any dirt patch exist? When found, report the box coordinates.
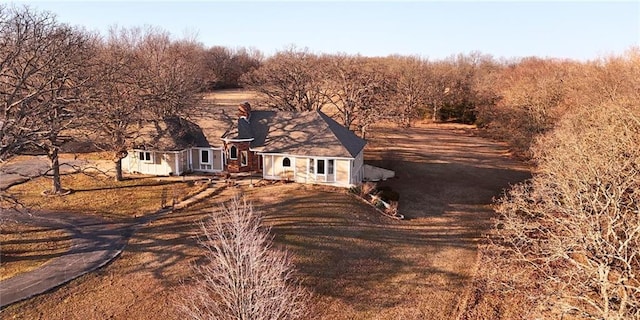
[0,122,529,319]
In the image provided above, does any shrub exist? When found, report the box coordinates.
[359,181,377,198]
[385,201,399,216]
[180,197,310,320]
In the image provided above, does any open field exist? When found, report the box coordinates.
[0,115,529,319]
[202,88,265,108]
[243,123,531,319]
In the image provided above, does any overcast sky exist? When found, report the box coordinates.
[17,1,640,61]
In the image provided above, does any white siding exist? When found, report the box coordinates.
[261,153,355,188]
[263,155,295,180]
[191,148,223,172]
[124,150,177,176]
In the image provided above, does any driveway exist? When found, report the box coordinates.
[0,210,134,308]
[0,155,130,308]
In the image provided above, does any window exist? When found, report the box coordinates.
[282,157,291,167]
[139,151,152,162]
[229,145,237,159]
[201,149,210,164]
[307,158,334,175]
[317,159,325,174]
[241,151,248,166]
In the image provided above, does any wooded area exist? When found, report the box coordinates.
[2,5,639,319]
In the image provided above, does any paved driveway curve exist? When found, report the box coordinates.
[0,210,134,308]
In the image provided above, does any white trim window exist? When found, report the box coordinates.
[241,150,248,167]
[201,149,211,164]
[199,148,214,171]
[282,157,291,168]
[139,151,152,162]
[229,145,238,160]
[308,158,335,175]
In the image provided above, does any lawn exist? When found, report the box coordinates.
[0,222,72,281]
[0,171,204,283]
[0,91,530,319]
[4,173,203,218]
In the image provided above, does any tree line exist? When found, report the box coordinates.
[462,52,640,319]
[2,5,638,190]
[244,47,639,155]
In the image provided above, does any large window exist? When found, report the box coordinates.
[308,158,334,175]
[241,151,248,166]
[139,151,152,162]
[229,145,238,159]
[282,157,291,167]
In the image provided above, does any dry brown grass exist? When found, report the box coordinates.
[4,174,202,217]
[0,188,238,320]
[244,182,485,320]
[0,222,72,281]
[202,89,266,108]
[0,121,529,320]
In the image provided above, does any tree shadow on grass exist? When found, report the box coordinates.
[251,188,480,314]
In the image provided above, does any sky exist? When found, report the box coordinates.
[13,1,640,61]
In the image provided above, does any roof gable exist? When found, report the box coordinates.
[251,110,366,158]
[317,111,367,157]
[134,116,211,150]
[131,109,365,158]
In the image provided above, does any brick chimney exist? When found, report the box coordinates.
[238,101,251,120]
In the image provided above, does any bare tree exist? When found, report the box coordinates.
[570,48,640,110]
[0,5,94,193]
[136,27,205,118]
[488,103,640,319]
[85,27,206,181]
[242,47,329,112]
[85,27,146,181]
[203,46,262,90]
[475,57,571,154]
[181,197,310,320]
[385,55,430,127]
[324,54,393,137]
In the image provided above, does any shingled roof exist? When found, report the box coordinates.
[133,117,212,151]
[136,109,366,159]
[229,110,366,158]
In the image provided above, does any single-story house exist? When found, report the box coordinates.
[123,116,224,176]
[123,103,369,188]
